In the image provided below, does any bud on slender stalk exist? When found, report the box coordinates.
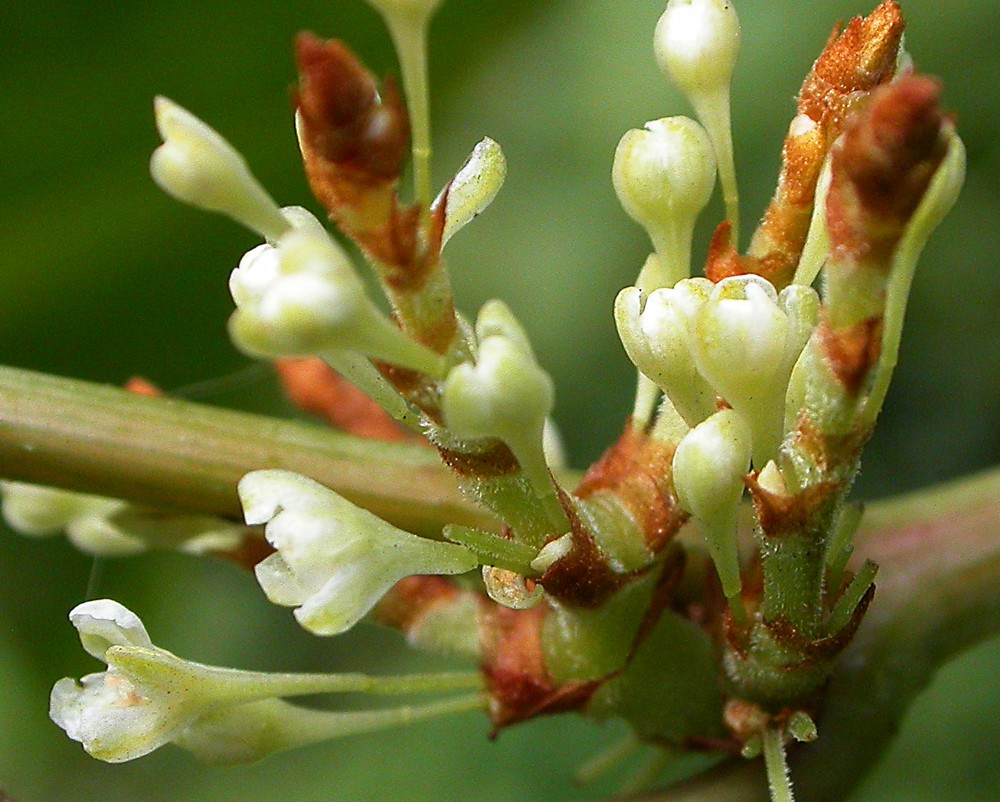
[442,334,556,502]
[613,116,716,286]
[691,275,815,466]
[672,408,751,621]
[655,0,741,242]
[228,213,446,377]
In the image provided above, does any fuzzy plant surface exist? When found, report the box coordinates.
[0,1,998,801]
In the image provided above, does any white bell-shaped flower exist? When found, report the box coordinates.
[614,278,717,426]
[50,600,236,763]
[51,600,484,763]
[691,275,816,465]
[151,97,289,241]
[240,470,478,636]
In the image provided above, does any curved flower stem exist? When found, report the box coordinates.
[762,729,793,802]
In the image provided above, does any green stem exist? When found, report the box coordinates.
[384,14,434,211]
[762,729,794,802]
[0,365,489,536]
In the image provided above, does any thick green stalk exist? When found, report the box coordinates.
[0,365,491,536]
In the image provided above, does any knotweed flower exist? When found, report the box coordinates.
[239,470,478,636]
[51,600,484,763]
[0,481,243,556]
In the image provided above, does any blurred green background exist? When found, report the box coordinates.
[1,1,998,799]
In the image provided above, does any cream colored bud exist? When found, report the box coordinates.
[692,275,812,466]
[654,0,741,99]
[442,327,559,510]
[613,117,716,284]
[228,222,445,377]
[615,280,716,426]
[151,97,289,241]
[654,1,742,243]
[672,408,750,606]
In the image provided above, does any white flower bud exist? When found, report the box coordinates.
[613,117,716,284]
[654,1,742,242]
[614,279,717,426]
[442,331,555,497]
[672,409,750,610]
[151,97,289,241]
[240,470,477,636]
[654,0,741,100]
[1,482,243,556]
[434,137,507,249]
[228,218,446,377]
[691,275,790,464]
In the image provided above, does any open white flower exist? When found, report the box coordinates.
[228,209,446,377]
[51,600,485,763]
[240,470,478,636]
[50,600,238,762]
